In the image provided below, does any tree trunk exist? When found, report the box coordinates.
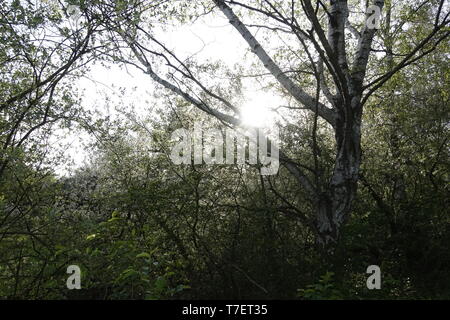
[315,103,362,245]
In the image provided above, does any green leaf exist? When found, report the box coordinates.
[136,252,151,259]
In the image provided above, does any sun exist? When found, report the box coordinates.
[240,93,276,128]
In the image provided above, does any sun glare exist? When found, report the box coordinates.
[240,93,276,128]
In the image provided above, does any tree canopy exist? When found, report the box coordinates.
[0,0,449,299]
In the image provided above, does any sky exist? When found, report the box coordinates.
[51,0,385,175]
[54,7,285,175]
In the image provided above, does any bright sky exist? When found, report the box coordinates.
[55,8,284,175]
[47,0,449,175]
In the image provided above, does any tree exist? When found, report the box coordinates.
[1,0,449,300]
[0,0,100,179]
[88,0,449,244]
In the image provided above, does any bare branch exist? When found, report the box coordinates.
[214,0,336,127]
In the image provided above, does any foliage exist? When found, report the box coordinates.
[0,0,449,300]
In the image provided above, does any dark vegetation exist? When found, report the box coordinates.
[1,0,449,299]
